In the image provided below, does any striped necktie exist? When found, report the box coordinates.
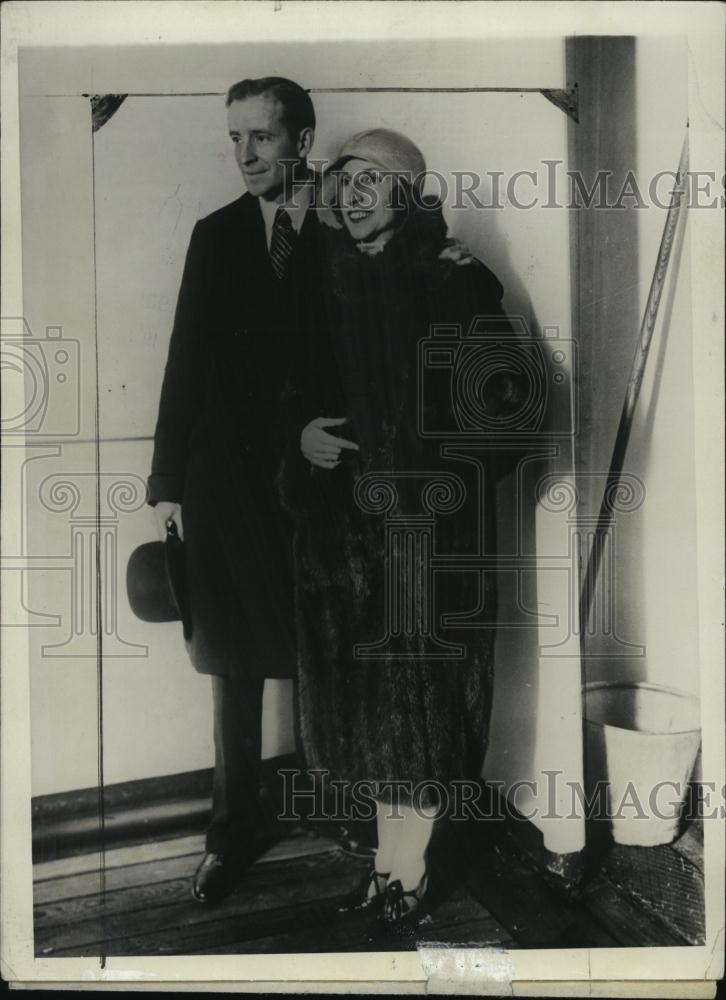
[269,207,295,280]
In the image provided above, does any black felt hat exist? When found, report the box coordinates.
[126,521,192,640]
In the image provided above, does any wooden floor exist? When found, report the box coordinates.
[33,826,515,956]
[33,820,705,956]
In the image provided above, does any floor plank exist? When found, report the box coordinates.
[34,831,338,907]
[34,825,335,885]
[33,834,205,881]
[35,850,348,932]
[34,832,514,958]
[580,874,688,947]
[33,820,704,955]
[34,852,201,906]
[36,854,365,955]
[104,885,513,957]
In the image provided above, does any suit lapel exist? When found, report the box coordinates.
[223,192,322,325]
[234,193,273,286]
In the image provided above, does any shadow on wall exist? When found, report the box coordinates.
[463,208,546,791]
[435,125,573,799]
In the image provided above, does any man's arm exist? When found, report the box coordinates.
[148,221,211,533]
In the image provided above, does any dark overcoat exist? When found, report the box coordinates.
[148,192,325,679]
[280,204,526,803]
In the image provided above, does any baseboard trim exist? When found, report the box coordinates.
[32,768,214,822]
[32,756,298,864]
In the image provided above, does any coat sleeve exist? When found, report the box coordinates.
[276,326,328,520]
[276,279,343,520]
[147,221,211,506]
[436,259,523,407]
[439,261,530,481]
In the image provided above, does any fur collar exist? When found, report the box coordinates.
[326,198,454,300]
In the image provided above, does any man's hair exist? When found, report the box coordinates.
[225,77,316,139]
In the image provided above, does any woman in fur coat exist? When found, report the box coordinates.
[281,129,524,939]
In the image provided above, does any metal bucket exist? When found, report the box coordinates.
[583,682,701,847]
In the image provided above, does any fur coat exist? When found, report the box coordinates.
[280,202,523,806]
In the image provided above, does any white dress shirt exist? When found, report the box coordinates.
[258,183,313,250]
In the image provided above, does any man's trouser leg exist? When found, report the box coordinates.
[205,673,265,856]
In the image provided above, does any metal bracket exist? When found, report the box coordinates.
[541,85,579,123]
[86,94,128,132]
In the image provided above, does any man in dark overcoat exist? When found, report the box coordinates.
[147,77,333,903]
[148,77,471,903]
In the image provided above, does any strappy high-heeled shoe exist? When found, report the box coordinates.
[366,871,429,943]
[337,865,390,915]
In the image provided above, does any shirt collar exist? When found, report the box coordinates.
[258,182,313,248]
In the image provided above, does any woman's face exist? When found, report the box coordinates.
[338,158,401,242]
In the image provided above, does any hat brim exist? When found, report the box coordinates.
[126,535,192,641]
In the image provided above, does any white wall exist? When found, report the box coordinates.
[628,37,698,696]
[19,40,584,853]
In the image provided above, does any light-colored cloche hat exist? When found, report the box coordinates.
[331,128,427,196]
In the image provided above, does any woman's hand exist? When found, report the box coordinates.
[301,417,359,469]
[440,238,474,266]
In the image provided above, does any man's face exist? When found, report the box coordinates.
[227,94,309,202]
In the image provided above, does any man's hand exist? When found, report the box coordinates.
[301,417,359,470]
[153,501,184,541]
[440,238,474,267]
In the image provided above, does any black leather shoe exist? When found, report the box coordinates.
[191,852,249,904]
[337,865,390,916]
[366,873,430,945]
